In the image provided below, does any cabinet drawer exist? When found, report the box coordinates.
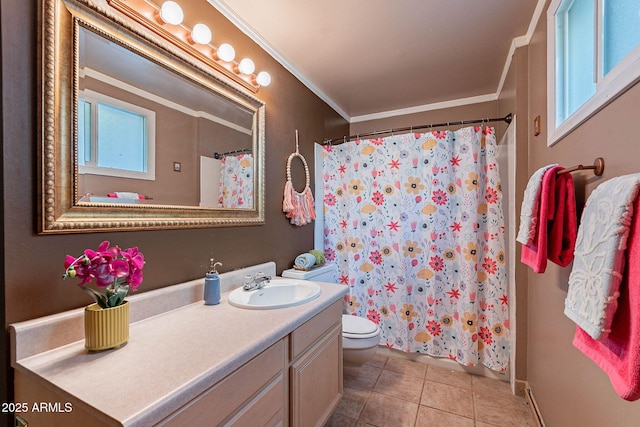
[222,375,284,426]
[290,300,342,360]
[160,339,285,426]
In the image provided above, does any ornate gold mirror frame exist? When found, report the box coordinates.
[38,0,265,234]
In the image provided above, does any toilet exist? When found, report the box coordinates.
[282,263,381,367]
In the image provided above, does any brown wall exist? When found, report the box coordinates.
[522,1,640,425]
[0,1,348,422]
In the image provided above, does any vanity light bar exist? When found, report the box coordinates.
[158,1,183,25]
[107,0,271,93]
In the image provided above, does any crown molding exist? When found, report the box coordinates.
[350,94,498,123]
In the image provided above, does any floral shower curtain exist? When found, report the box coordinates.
[217,153,253,208]
[322,126,509,371]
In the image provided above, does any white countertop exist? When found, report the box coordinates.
[10,265,347,426]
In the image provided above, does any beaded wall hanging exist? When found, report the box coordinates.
[283,131,316,226]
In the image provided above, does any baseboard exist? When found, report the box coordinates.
[513,379,527,397]
[525,384,545,427]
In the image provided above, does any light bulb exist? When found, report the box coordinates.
[217,43,235,62]
[238,58,255,75]
[191,23,212,44]
[159,1,184,25]
[256,71,271,86]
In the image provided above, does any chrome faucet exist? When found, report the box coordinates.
[242,272,272,291]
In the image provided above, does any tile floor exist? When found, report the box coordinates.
[326,352,537,427]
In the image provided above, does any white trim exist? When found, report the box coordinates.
[208,0,546,123]
[547,0,640,146]
[350,94,498,123]
[547,0,561,145]
[81,67,253,136]
[79,89,156,181]
[496,37,524,98]
[527,0,548,44]
[314,142,325,252]
[497,115,517,393]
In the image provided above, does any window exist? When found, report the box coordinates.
[78,90,156,180]
[548,0,640,145]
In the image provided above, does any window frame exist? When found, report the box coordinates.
[78,89,156,180]
[547,0,640,146]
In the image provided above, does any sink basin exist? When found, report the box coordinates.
[227,278,322,309]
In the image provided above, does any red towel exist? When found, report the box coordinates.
[572,197,640,401]
[521,166,576,273]
[548,171,577,267]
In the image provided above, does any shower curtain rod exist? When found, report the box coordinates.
[214,147,252,159]
[322,113,513,145]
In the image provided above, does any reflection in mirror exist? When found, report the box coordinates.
[39,0,265,233]
[205,148,253,208]
[77,26,255,208]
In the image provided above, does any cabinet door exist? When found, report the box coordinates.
[290,324,342,427]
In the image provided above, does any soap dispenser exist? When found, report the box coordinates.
[204,258,223,305]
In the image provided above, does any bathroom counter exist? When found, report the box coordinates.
[10,263,348,426]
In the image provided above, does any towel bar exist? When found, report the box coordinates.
[557,157,605,176]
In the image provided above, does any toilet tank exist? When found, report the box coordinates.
[281,263,337,283]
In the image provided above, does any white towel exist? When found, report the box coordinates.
[114,192,141,199]
[565,174,640,340]
[516,164,558,245]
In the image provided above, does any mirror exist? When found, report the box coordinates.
[39,0,265,234]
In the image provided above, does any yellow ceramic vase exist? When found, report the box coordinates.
[84,301,130,351]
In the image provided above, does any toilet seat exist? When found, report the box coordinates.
[342,314,380,339]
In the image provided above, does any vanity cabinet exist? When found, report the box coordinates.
[13,341,287,427]
[11,295,345,427]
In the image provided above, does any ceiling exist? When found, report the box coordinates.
[209,0,542,122]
